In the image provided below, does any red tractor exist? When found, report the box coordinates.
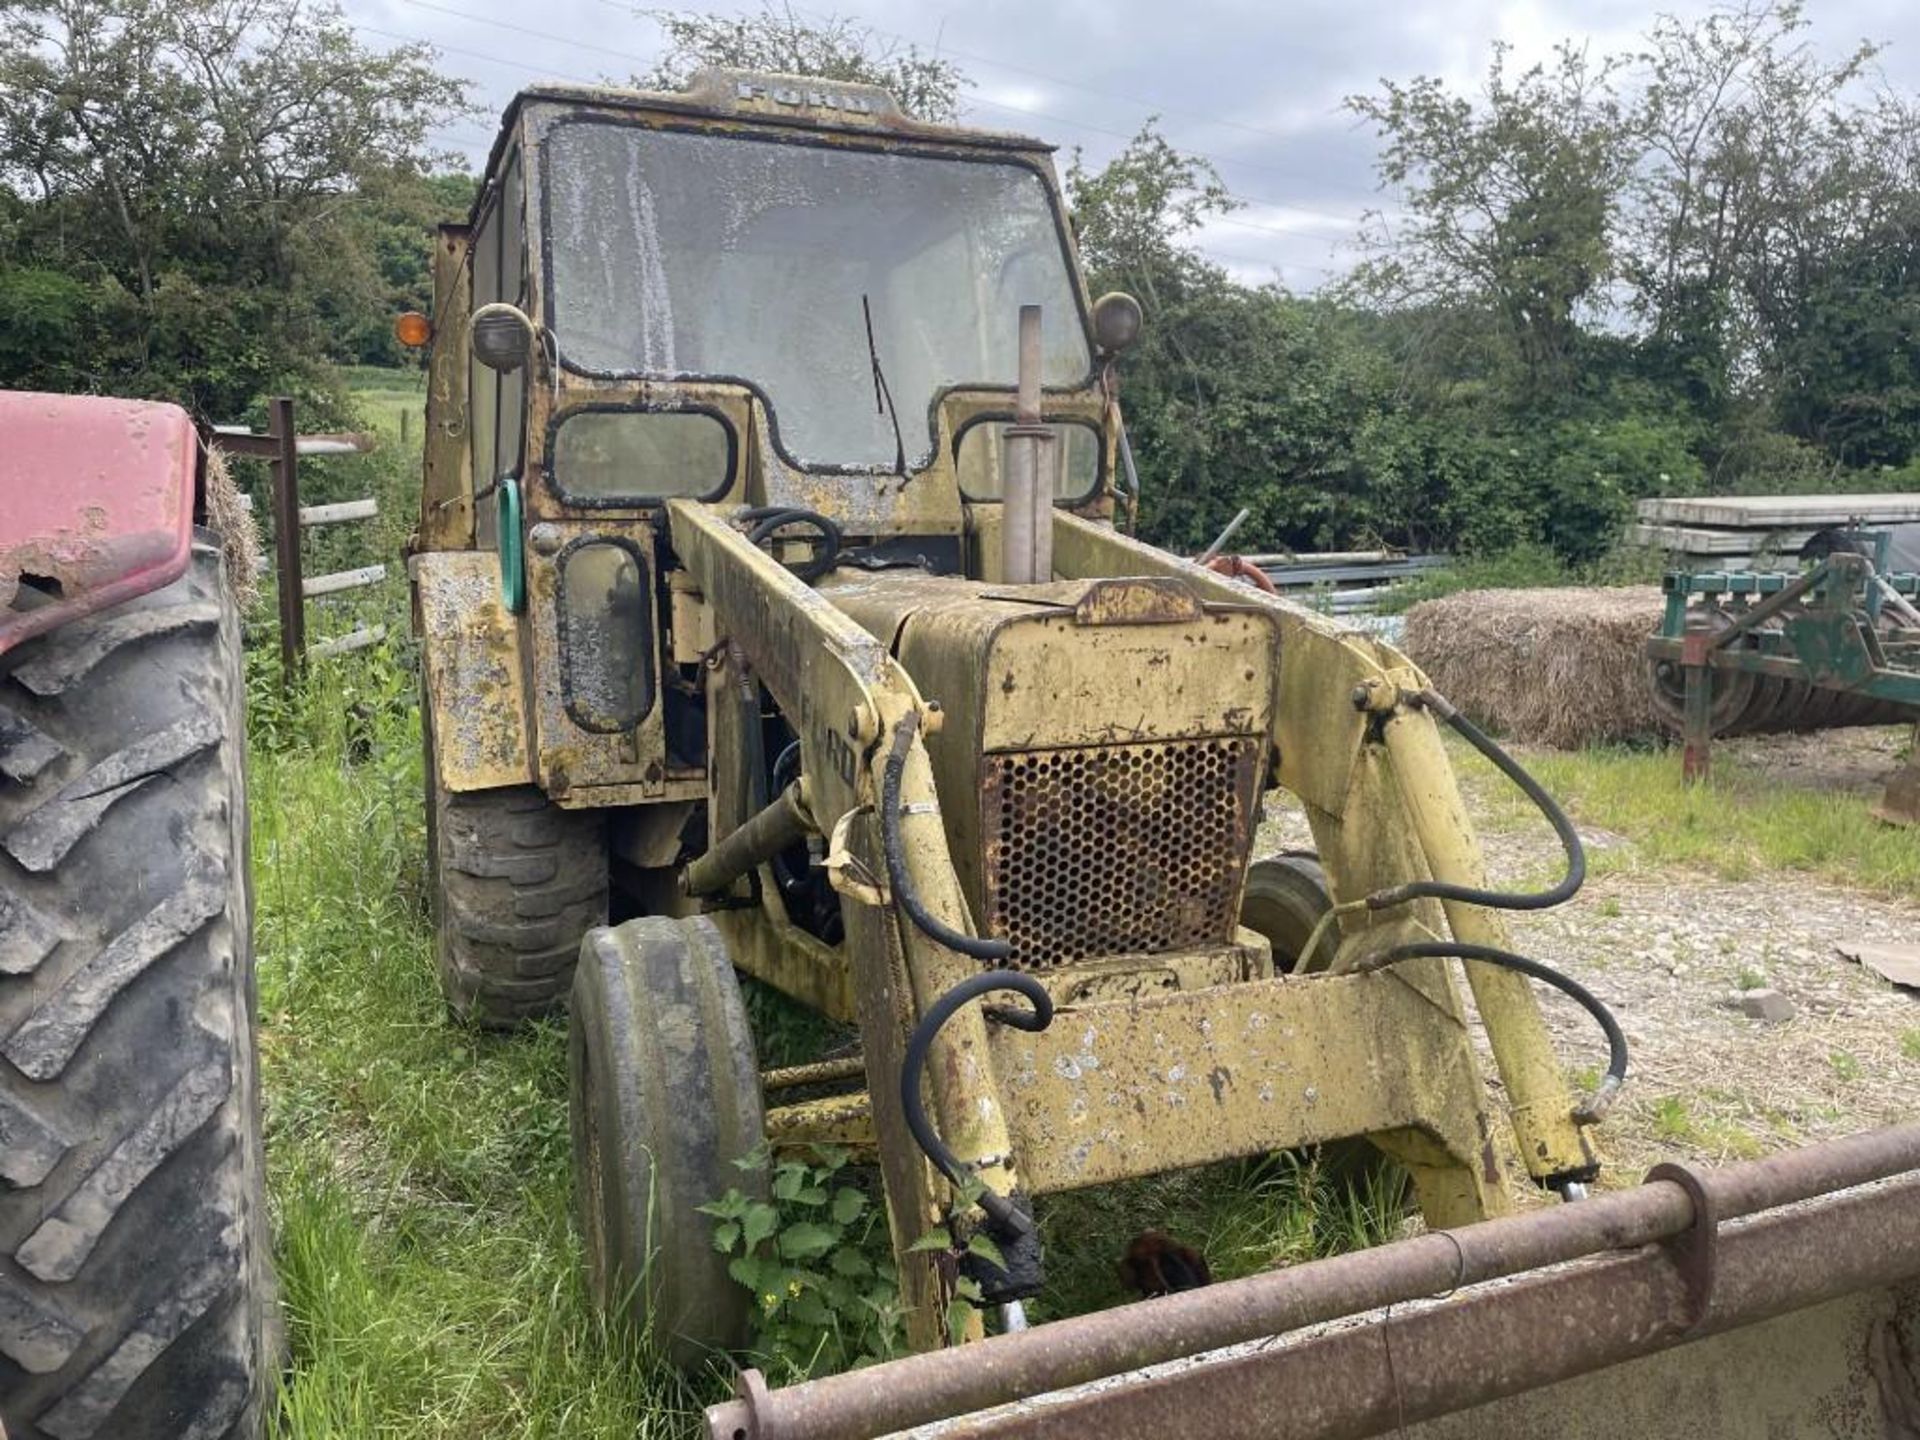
[0,392,274,1439]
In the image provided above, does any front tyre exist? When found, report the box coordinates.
[0,538,275,1439]
[569,916,766,1369]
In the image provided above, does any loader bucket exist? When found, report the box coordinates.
[706,1124,1920,1440]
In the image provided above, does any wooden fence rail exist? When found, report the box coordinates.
[208,395,382,685]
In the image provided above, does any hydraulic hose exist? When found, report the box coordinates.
[741,505,843,583]
[1366,688,1585,914]
[901,970,1054,1235]
[881,711,1011,963]
[1365,941,1627,1123]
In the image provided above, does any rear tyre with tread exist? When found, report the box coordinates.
[0,538,274,1440]
[568,915,766,1369]
[423,732,608,1027]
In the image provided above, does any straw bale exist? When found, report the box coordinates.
[201,446,262,610]
[1401,587,1665,748]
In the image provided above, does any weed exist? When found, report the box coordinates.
[1734,967,1766,992]
[1651,1096,1693,1142]
[1595,896,1622,919]
[702,1148,903,1381]
[1829,1049,1864,1082]
[1903,1031,1920,1062]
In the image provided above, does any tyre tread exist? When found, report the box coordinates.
[0,541,272,1440]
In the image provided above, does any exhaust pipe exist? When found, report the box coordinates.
[1000,305,1056,584]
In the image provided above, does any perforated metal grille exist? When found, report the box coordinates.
[981,738,1262,969]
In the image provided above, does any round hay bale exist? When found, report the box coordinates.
[1401,587,1665,748]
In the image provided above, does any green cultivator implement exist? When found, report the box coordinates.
[1645,524,1920,820]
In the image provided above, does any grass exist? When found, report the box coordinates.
[1452,735,1920,901]
[1648,1095,1765,1160]
[254,666,713,1437]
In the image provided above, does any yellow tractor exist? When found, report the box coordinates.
[407,70,1920,1439]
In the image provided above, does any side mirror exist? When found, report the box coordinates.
[1091,292,1144,356]
[470,302,536,373]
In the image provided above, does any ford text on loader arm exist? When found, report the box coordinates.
[402,69,1920,1439]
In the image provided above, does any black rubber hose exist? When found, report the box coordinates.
[742,506,842,583]
[1366,688,1585,913]
[881,711,1011,963]
[1369,941,1626,1123]
[769,740,804,893]
[901,970,1053,1236]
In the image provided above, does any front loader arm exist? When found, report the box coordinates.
[1047,512,1599,1187]
[665,499,1030,1343]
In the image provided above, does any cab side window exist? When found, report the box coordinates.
[468,149,526,548]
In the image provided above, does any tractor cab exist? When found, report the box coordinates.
[451,70,1122,553]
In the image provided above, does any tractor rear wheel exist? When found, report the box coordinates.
[568,915,766,1369]
[0,538,275,1440]
[1241,854,1410,1209]
[1242,853,1338,974]
[422,710,607,1026]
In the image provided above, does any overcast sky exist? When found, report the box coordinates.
[341,0,1920,291]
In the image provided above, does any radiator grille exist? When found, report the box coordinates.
[981,738,1262,969]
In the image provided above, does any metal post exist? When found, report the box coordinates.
[1000,306,1056,584]
[1680,628,1713,783]
[269,395,305,685]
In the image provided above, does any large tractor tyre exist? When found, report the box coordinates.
[422,711,608,1026]
[1241,855,1410,1208]
[568,915,766,1370]
[0,538,276,1440]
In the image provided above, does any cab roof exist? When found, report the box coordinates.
[477,68,1054,185]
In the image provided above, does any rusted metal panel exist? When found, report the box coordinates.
[522,518,671,797]
[1070,576,1204,625]
[764,1090,876,1155]
[990,969,1501,1196]
[1049,512,1596,1188]
[981,738,1262,969]
[0,391,197,656]
[414,550,534,790]
[820,571,1279,966]
[936,1179,1920,1440]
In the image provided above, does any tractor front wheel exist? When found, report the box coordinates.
[568,915,766,1368]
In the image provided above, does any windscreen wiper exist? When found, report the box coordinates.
[862,294,910,485]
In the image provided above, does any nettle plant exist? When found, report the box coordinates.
[702,1147,906,1375]
[704,1150,1013,1374]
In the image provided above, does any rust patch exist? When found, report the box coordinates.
[1072,577,1205,626]
[417,552,535,790]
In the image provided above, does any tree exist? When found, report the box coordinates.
[0,0,470,414]
[636,4,967,122]
[1345,41,1631,404]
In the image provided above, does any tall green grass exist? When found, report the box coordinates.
[253,666,713,1437]
[1454,736,1920,900]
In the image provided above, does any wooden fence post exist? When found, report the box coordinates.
[269,395,305,686]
